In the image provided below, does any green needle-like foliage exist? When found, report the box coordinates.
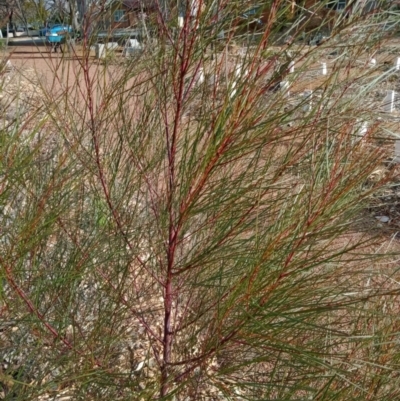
[1,0,400,400]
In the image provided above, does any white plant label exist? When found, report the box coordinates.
[321,62,327,75]
[281,81,290,97]
[198,67,205,85]
[96,44,105,59]
[354,121,368,142]
[303,90,312,112]
[383,90,396,113]
[395,140,400,163]
[128,39,141,49]
[190,0,200,16]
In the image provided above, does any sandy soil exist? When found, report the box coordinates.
[4,41,400,247]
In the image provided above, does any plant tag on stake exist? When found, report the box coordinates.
[280,81,290,97]
[289,60,295,73]
[303,90,312,112]
[229,66,248,99]
[383,90,396,113]
[5,60,12,72]
[354,121,368,142]
[321,62,327,76]
[96,44,105,59]
[396,57,400,71]
[360,121,368,138]
[394,140,400,163]
[199,68,205,85]
[230,81,237,99]
[128,39,141,49]
[178,16,184,28]
[234,66,241,79]
[124,39,142,57]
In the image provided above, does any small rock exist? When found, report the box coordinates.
[284,35,293,45]
[3,60,12,73]
[368,169,386,182]
[135,361,144,371]
[376,215,390,223]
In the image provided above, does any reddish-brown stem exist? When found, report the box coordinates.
[160,14,203,397]
[1,258,74,350]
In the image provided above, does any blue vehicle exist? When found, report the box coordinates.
[40,24,72,37]
[41,24,73,52]
[40,24,72,36]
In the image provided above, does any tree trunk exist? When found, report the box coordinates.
[68,0,81,33]
[8,9,14,37]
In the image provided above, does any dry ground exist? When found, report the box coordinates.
[4,41,400,246]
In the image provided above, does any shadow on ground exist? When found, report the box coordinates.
[7,38,47,47]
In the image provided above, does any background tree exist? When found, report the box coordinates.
[0,0,49,30]
[22,0,49,24]
[0,0,18,33]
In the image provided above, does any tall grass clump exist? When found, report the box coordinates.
[1,0,400,400]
